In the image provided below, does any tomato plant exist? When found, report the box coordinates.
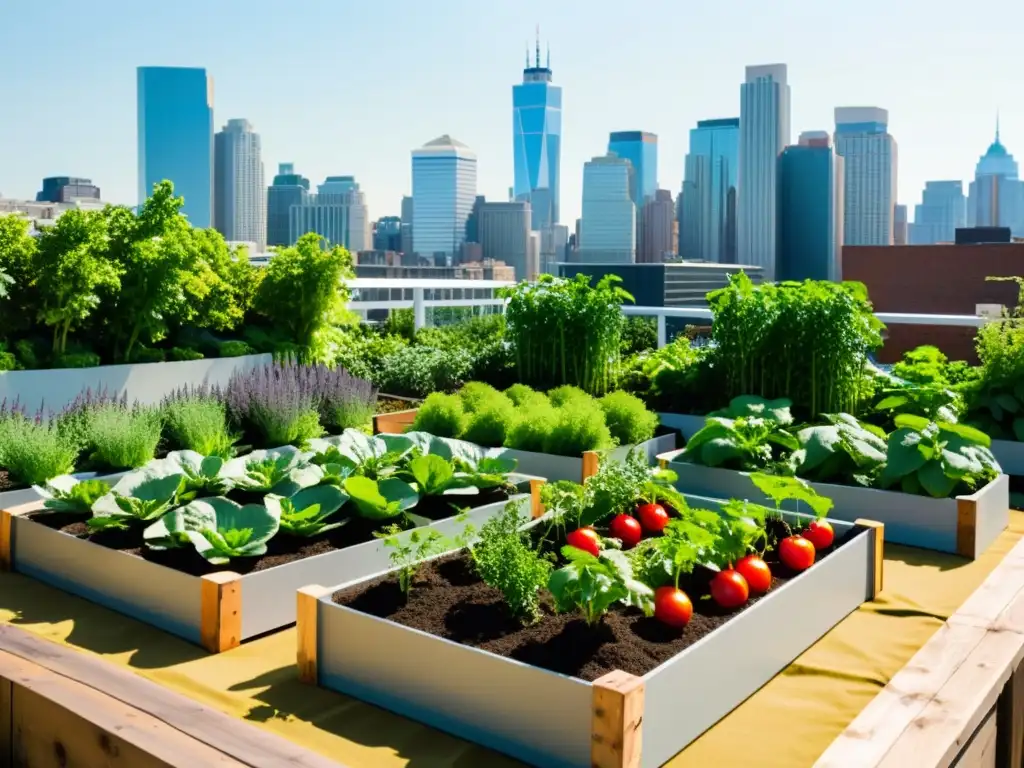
[566,527,601,557]
[654,586,693,628]
[803,520,834,550]
[609,514,642,549]
[710,569,749,609]
[735,554,772,594]
[779,535,816,572]
[637,502,669,533]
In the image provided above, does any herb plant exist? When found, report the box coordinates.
[162,386,238,458]
[83,403,163,470]
[225,359,324,447]
[548,546,653,626]
[381,527,450,596]
[598,391,658,446]
[0,416,79,486]
[411,393,466,438]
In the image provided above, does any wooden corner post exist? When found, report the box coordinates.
[956,496,979,559]
[854,518,885,599]
[199,572,242,653]
[297,585,330,684]
[582,451,600,483]
[592,670,644,768]
[529,479,545,519]
[0,502,40,573]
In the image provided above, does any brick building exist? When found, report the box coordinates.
[843,242,1024,362]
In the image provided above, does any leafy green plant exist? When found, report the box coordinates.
[410,393,466,439]
[221,447,320,495]
[380,527,450,595]
[402,454,472,496]
[873,384,963,427]
[682,399,799,471]
[628,515,715,589]
[598,391,657,446]
[266,485,350,537]
[83,404,163,471]
[548,546,653,626]
[541,399,614,457]
[547,385,593,409]
[343,475,419,519]
[376,346,473,398]
[32,475,111,515]
[878,414,1001,498]
[162,389,237,458]
[461,398,516,447]
[504,384,540,407]
[0,417,79,486]
[791,413,887,486]
[89,469,185,531]
[505,395,558,452]
[143,496,281,563]
[471,501,551,623]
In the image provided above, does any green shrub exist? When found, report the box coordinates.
[332,328,408,383]
[0,349,16,371]
[459,382,504,412]
[411,393,466,438]
[168,346,204,362]
[599,391,658,445]
[377,346,473,398]
[14,339,41,369]
[53,351,100,369]
[219,340,255,358]
[547,385,594,409]
[163,389,237,458]
[504,384,539,407]
[505,395,558,452]
[84,404,163,470]
[541,400,613,457]
[461,398,516,447]
[620,316,657,356]
[0,417,79,485]
[130,346,166,363]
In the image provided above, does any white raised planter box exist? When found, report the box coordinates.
[0,476,541,653]
[992,439,1024,477]
[659,450,1008,559]
[296,496,884,768]
[0,354,272,413]
[657,412,707,441]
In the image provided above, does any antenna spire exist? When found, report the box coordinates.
[535,24,541,69]
[996,110,1001,143]
[525,43,529,68]
[547,43,551,69]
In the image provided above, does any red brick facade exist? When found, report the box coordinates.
[842,243,1024,362]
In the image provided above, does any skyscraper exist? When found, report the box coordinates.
[266,163,310,248]
[373,217,402,251]
[738,64,790,278]
[910,181,966,244]
[967,123,1024,235]
[776,131,844,282]
[512,32,562,230]
[579,152,635,263]
[214,119,266,250]
[834,107,897,245]
[607,131,658,207]
[137,66,213,227]
[477,200,531,278]
[400,195,414,255]
[318,176,370,252]
[289,176,370,252]
[893,204,908,245]
[679,117,740,262]
[412,135,477,258]
[639,189,675,263]
[36,177,101,203]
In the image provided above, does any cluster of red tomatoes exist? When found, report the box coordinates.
[565,503,836,630]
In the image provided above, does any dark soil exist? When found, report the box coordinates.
[333,527,856,682]
[375,395,419,415]
[0,469,18,493]
[25,486,512,578]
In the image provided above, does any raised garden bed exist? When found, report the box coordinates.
[657,411,706,441]
[0,470,128,511]
[297,491,884,768]
[0,433,542,652]
[658,449,1008,559]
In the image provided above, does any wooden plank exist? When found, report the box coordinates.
[200,572,242,653]
[0,502,37,574]
[958,495,979,560]
[957,707,997,767]
[296,585,329,685]
[529,479,545,519]
[855,519,885,598]
[0,625,341,768]
[0,676,10,768]
[591,670,644,768]
[582,451,600,482]
[996,665,1024,768]
[372,408,418,435]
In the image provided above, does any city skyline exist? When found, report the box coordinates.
[2,0,1021,227]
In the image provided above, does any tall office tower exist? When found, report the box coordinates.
[776,131,844,281]
[400,195,414,254]
[266,163,310,248]
[373,216,403,251]
[893,204,908,245]
[477,200,531,278]
[607,131,658,206]
[36,177,101,203]
[539,223,569,275]
[412,135,477,259]
[738,64,790,277]
[288,176,370,252]
[137,66,213,227]
[214,119,266,250]
[638,189,675,263]
[834,107,897,245]
[910,181,966,244]
[679,117,739,262]
[527,231,541,279]
[967,123,1024,235]
[579,152,636,263]
[512,31,562,230]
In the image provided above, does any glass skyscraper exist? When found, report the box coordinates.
[137,66,213,227]
[512,36,561,230]
[607,131,658,207]
[738,64,790,278]
[266,163,310,248]
[910,181,966,244]
[579,153,635,263]
[679,118,739,262]
[834,107,897,246]
[214,119,266,250]
[411,135,477,258]
[967,125,1024,235]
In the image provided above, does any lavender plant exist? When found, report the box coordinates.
[319,365,378,432]
[226,359,324,447]
[162,385,238,458]
[0,400,81,486]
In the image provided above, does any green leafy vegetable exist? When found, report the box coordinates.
[32,475,112,515]
[266,485,350,537]
[143,496,280,564]
[343,475,419,519]
[548,546,653,626]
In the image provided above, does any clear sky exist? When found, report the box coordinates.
[1,0,1019,225]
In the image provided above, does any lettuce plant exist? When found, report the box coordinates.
[89,468,185,531]
[343,475,418,520]
[790,414,887,487]
[221,446,320,495]
[682,414,798,471]
[265,485,350,537]
[32,475,111,515]
[401,454,472,496]
[143,496,280,564]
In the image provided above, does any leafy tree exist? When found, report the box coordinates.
[255,232,354,347]
[0,216,37,330]
[178,228,262,332]
[33,209,120,355]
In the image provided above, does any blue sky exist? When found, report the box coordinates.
[1,0,1019,225]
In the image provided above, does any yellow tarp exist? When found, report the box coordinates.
[2,512,1022,768]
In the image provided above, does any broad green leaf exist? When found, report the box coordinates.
[408,455,455,495]
[936,421,992,448]
[748,472,833,517]
[885,428,928,478]
[143,497,279,563]
[893,413,931,433]
[697,437,745,467]
[918,461,958,498]
[795,426,841,473]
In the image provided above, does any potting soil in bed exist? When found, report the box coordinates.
[23,487,512,577]
[334,531,851,682]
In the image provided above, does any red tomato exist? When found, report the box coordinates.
[636,502,669,533]
[654,586,693,628]
[779,535,816,572]
[735,554,772,595]
[609,514,643,549]
[710,569,749,609]
[566,527,601,557]
[803,520,835,551]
